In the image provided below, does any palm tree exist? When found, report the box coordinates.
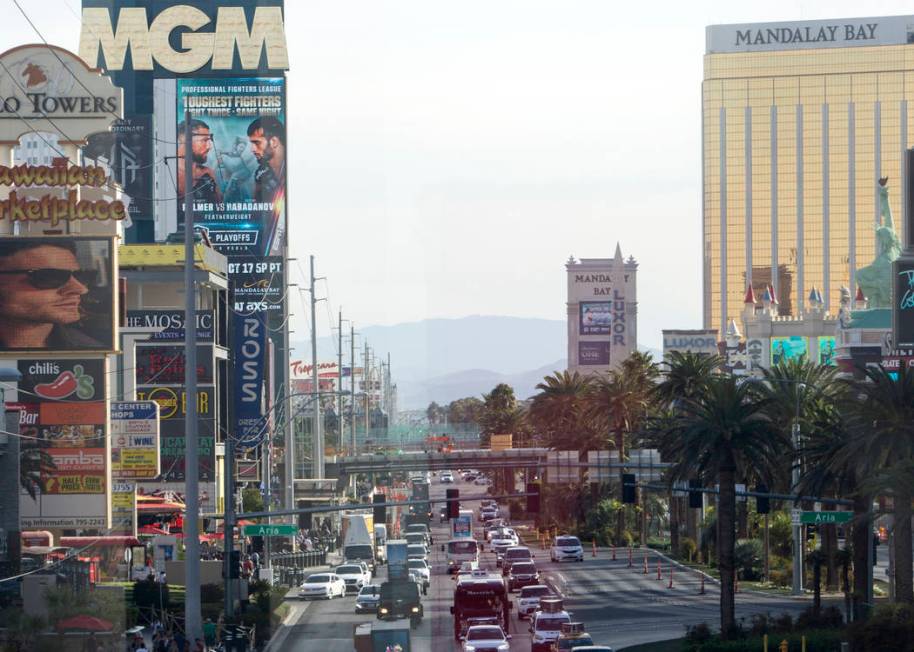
[654,351,722,554]
[529,370,595,450]
[664,376,787,637]
[843,364,914,605]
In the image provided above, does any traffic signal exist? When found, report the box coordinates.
[688,479,703,509]
[446,488,460,519]
[224,550,241,579]
[526,483,540,514]
[622,474,637,504]
[755,484,770,515]
[373,493,387,524]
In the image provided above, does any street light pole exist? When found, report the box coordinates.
[310,255,323,479]
[791,389,804,597]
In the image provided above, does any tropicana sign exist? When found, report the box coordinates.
[79,5,289,74]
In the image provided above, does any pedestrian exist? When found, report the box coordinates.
[134,638,149,652]
[84,632,99,652]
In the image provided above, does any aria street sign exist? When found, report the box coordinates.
[799,511,853,525]
[242,524,298,537]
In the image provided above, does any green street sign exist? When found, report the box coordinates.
[242,524,298,537]
[799,511,853,525]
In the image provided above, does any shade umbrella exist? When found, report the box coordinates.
[55,615,114,632]
[138,525,169,536]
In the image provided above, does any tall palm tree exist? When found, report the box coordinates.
[529,370,595,450]
[843,364,914,605]
[664,377,786,637]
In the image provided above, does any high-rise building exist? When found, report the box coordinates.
[703,15,914,334]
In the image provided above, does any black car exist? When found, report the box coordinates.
[378,580,424,629]
[507,561,540,592]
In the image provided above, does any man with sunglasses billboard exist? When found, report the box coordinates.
[176,119,223,207]
[0,239,109,351]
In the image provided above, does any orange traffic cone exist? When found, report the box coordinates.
[668,566,674,589]
[592,540,597,558]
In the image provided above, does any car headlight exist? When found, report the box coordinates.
[411,606,420,613]
[379,607,389,614]
[497,645,510,651]
[465,646,476,652]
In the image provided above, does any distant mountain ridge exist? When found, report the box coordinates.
[293,315,656,409]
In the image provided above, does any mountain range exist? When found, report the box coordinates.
[292,315,656,409]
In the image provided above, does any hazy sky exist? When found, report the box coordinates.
[5,0,914,349]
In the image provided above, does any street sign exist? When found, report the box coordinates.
[799,511,853,525]
[242,524,298,537]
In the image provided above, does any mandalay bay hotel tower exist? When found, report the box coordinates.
[703,15,914,333]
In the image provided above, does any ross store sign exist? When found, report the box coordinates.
[80,3,289,74]
[0,44,122,144]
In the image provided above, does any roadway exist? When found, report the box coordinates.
[275,474,817,651]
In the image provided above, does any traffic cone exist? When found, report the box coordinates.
[656,559,662,580]
[668,566,674,589]
[611,546,616,561]
[699,575,706,595]
[592,540,597,558]
[642,555,648,574]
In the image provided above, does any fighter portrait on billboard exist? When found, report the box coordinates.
[0,237,115,352]
[176,78,286,256]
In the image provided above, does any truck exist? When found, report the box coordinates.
[451,509,474,539]
[450,570,512,641]
[386,540,409,582]
[410,480,431,520]
[343,513,376,573]
[374,524,388,565]
[353,621,411,652]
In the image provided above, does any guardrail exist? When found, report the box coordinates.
[270,551,328,587]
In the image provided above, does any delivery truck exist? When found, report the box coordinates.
[343,513,376,572]
[353,621,411,652]
[386,540,409,582]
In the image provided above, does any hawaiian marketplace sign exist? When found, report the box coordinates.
[0,44,122,144]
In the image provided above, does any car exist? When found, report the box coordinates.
[405,523,433,545]
[571,648,614,652]
[484,521,510,540]
[335,563,370,593]
[479,509,499,524]
[441,472,455,484]
[355,584,381,613]
[529,600,573,652]
[552,623,597,651]
[487,526,518,544]
[463,472,477,482]
[407,543,429,561]
[408,570,429,595]
[462,624,511,651]
[507,561,540,592]
[551,535,585,563]
[474,475,491,486]
[298,573,346,600]
[517,585,555,619]
[407,559,431,591]
[502,546,534,575]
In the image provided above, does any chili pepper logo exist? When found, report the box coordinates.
[34,364,95,400]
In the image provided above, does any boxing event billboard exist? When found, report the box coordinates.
[0,237,116,353]
[175,78,286,256]
[17,359,108,529]
[580,302,611,336]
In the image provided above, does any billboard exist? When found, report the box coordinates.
[662,329,720,357]
[125,310,215,342]
[110,482,137,536]
[771,336,808,365]
[229,257,284,323]
[546,451,580,484]
[580,302,611,335]
[0,237,116,353]
[234,311,267,449]
[84,115,154,223]
[817,336,837,366]
[135,385,216,482]
[16,358,108,529]
[578,341,610,366]
[894,258,914,348]
[175,78,286,256]
[135,344,215,385]
[111,401,160,480]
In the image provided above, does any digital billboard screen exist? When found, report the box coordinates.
[0,237,116,352]
[579,341,610,366]
[771,336,808,365]
[176,78,286,256]
[580,301,611,335]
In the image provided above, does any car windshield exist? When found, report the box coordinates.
[511,563,536,574]
[345,545,373,559]
[467,626,504,640]
[506,549,531,559]
[407,545,426,554]
[380,582,419,601]
[405,534,424,543]
[408,560,427,569]
[537,616,571,631]
[305,575,330,584]
[448,540,478,554]
[520,586,551,598]
[336,565,361,574]
[358,586,379,596]
[559,636,594,648]
[557,537,581,547]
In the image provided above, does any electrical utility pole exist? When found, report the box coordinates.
[310,255,323,478]
[337,310,344,453]
[387,352,392,432]
[350,324,356,455]
[181,111,202,643]
[364,343,371,438]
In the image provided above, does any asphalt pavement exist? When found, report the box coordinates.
[274,475,819,651]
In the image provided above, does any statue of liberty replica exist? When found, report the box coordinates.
[856,177,903,308]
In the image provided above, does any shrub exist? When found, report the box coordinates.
[613,529,634,547]
[131,577,169,623]
[200,583,224,604]
[734,539,764,581]
[684,622,712,645]
[796,605,844,630]
[847,603,914,651]
[680,537,698,562]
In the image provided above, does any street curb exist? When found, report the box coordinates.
[262,598,310,652]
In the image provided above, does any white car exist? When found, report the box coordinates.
[517,585,555,619]
[407,559,431,589]
[440,472,455,483]
[529,606,572,652]
[488,527,518,544]
[474,475,491,486]
[463,624,511,651]
[550,535,585,563]
[335,563,370,593]
[407,543,429,561]
[298,573,346,599]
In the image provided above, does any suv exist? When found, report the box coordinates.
[551,535,584,563]
[502,546,534,575]
[378,580,424,628]
[517,585,555,619]
[507,561,540,592]
[335,563,369,593]
[529,600,572,652]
